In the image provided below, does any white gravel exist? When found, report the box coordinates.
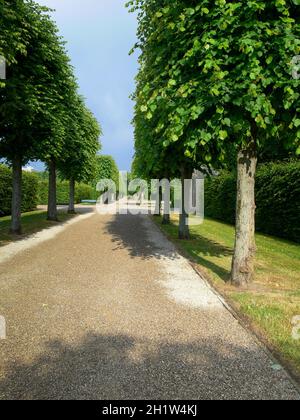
[143,216,223,310]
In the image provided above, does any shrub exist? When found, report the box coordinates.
[205,161,300,243]
[0,165,12,216]
[0,165,39,217]
[38,180,96,205]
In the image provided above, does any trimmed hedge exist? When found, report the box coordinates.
[0,165,39,217]
[38,180,96,205]
[205,161,300,243]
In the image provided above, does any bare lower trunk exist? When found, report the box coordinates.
[47,159,58,221]
[154,186,162,216]
[10,155,22,235]
[158,187,162,216]
[178,166,191,240]
[68,178,76,214]
[231,142,257,287]
[162,178,170,225]
[162,212,170,225]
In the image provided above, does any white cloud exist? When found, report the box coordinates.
[23,165,35,172]
[38,0,130,21]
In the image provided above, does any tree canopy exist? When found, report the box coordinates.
[130,0,300,172]
[94,155,119,190]
[0,0,102,231]
[58,96,101,185]
[129,0,300,283]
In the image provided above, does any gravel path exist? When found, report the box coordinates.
[0,210,299,400]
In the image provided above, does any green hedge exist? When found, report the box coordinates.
[38,180,96,205]
[0,165,39,217]
[205,161,300,243]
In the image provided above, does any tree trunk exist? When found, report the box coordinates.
[162,212,170,225]
[162,178,170,225]
[158,187,162,216]
[47,159,58,221]
[10,155,22,235]
[68,178,76,214]
[178,166,191,240]
[154,185,162,216]
[231,141,258,287]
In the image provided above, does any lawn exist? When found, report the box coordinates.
[0,210,75,247]
[155,215,300,379]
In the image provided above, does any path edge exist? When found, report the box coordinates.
[149,215,300,396]
[0,210,95,266]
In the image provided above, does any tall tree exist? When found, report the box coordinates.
[94,155,119,187]
[58,96,101,213]
[183,0,300,286]
[0,1,77,230]
[129,0,222,239]
[131,0,300,285]
[0,1,53,232]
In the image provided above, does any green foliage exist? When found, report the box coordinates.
[94,155,119,190]
[57,95,102,184]
[205,162,300,242]
[205,171,236,225]
[255,162,300,242]
[129,0,300,178]
[38,180,96,206]
[0,165,39,216]
[0,1,76,165]
[0,2,102,230]
[0,0,30,68]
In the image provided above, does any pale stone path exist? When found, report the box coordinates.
[0,209,299,400]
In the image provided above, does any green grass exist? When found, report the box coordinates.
[0,210,75,247]
[156,215,300,377]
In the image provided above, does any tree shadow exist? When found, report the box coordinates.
[189,251,231,282]
[188,235,233,258]
[105,214,179,261]
[157,219,233,282]
[0,333,296,400]
[184,235,233,282]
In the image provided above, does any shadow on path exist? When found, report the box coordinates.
[105,214,179,261]
[0,333,295,400]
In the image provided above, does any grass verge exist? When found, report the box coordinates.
[154,215,300,379]
[0,210,76,247]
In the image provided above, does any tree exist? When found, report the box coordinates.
[94,155,119,189]
[131,0,300,285]
[0,1,76,230]
[185,0,300,286]
[30,25,79,222]
[132,86,175,223]
[129,0,222,239]
[58,96,101,213]
[0,0,47,233]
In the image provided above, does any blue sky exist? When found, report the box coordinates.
[37,0,138,171]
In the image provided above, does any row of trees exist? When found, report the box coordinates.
[129,0,300,286]
[0,0,101,232]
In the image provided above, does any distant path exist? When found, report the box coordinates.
[0,210,299,400]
